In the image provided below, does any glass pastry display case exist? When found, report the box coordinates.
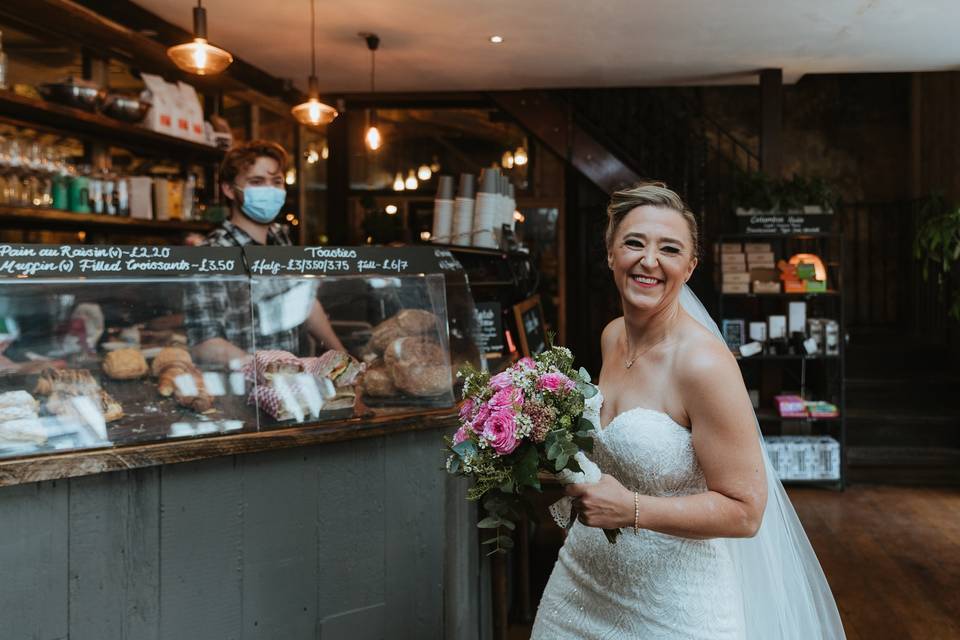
[0,243,481,460]
[243,245,474,427]
[0,244,254,460]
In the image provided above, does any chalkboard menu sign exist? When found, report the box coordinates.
[473,302,505,357]
[243,246,464,277]
[737,213,832,235]
[0,244,245,278]
[513,295,547,357]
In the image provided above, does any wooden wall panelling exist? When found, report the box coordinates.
[0,480,69,640]
[159,457,244,639]
[241,448,319,639]
[316,438,388,638]
[68,469,161,640]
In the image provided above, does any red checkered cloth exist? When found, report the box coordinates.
[243,350,303,384]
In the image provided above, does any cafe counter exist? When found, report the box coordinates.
[0,243,494,640]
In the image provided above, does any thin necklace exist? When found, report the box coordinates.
[623,330,670,369]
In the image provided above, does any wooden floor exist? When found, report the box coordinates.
[510,485,960,639]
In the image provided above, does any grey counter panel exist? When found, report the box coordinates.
[0,427,479,640]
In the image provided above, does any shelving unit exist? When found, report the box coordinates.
[0,205,217,234]
[718,231,846,489]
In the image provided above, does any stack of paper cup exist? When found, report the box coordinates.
[473,168,499,248]
[506,182,517,231]
[452,173,475,246]
[431,175,455,243]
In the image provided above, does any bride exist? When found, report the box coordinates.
[531,183,845,639]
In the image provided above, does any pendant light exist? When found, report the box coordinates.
[417,164,432,181]
[167,1,234,75]
[291,0,338,126]
[513,146,528,166]
[393,172,405,191]
[501,150,514,169]
[405,169,418,190]
[362,33,382,151]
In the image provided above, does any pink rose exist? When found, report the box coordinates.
[458,398,476,423]
[483,409,521,455]
[489,371,512,390]
[517,357,536,370]
[538,371,576,393]
[453,425,471,445]
[470,403,491,434]
[488,386,524,412]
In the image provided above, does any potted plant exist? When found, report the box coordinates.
[914,194,960,320]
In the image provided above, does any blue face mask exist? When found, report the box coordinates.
[237,185,286,224]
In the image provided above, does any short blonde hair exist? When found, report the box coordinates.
[605,182,700,257]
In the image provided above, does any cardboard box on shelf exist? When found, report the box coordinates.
[722,282,750,294]
[746,251,776,263]
[721,261,748,273]
[721,251,746,263]
[128,176,154,220]
[753,281,782,294]
[722,272,751,284]
[744,242,773,253]
[721,242,743,253]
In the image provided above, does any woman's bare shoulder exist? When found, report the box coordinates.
[600,317,622,355]
[673,314,739,383]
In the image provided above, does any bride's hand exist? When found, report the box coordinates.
[565,474,634,529]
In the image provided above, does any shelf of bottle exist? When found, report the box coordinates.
[720,291,840,298]
[0,91,224,162]
[0,205,217,233]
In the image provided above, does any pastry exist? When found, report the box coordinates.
[0,404,39,422]
[34,368,99,396]
[157,362,213,413]
[46,389,123,423]
[102,348,148,380]
[99,390,124,422]
[0,390,39,410]
[383,337,450,396]
[368,309,438,354]
[151,346,193,377]
[0,417,46,444]
[359,363,396,397]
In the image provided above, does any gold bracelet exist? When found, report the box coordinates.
[633,491,640,535]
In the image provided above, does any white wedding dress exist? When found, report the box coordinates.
[531,286,845,639]
[531,391,746,639]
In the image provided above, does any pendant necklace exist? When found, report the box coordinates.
[624,332,669,369]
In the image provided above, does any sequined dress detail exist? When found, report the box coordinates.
[531,392,746,639]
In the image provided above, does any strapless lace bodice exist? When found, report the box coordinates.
[531,392,746,639]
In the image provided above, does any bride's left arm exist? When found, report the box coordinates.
[567,340,768,539]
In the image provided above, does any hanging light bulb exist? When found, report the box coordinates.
[320,142,329,160]
[501,150,515,169]
[429,155,441,173]
[305,146,320,164]
[291,0,338,126]
[513,146,528,166]
[365,110,382,151]
[405,170,418,190]
[167,1,234,75]
[361,33,382,151]
[393,172,405,191]
[417,164,432,181]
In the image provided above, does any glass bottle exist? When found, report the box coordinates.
[0,31,8,90]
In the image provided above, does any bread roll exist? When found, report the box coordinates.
[368,309,438,354]
[360,363,396,397]
[383,337,450,396]
[151,346,192,378]
[103,348,148,380]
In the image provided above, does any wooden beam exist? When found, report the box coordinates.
[759,68,783,177]
[326,109,350,244]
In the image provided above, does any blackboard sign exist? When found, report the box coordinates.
[0,244,245,278]
[513,295,547,357]
[473,302,505,356]
[737,213,832,235]
[243,246,464,277]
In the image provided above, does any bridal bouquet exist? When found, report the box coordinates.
[445,345,618,553]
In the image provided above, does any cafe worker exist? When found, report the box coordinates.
[185,140,345,365]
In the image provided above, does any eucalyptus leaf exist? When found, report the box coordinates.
[477,517,501,529]
[498,536,515,549]
[578,417,595,432]
[452,439,477,459]
[555,452,570,471]
[578,366,592,383]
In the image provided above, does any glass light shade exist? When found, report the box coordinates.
[321,142,329,159]
[365,125,382,150]
[393,173,405,191]
[292,98,338,126]
[417,164,432,181]
[405,170,418,190]
[513,146,528,166]
[385,204,398,214]
[167,38,233,75]
[501,150,514,169]
[420,231,432,240]
[429,156,441,172]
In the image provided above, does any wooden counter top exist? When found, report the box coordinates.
[0,408,458,487]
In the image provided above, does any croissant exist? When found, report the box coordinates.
[157,362,213,413]
[151,346,193,378]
